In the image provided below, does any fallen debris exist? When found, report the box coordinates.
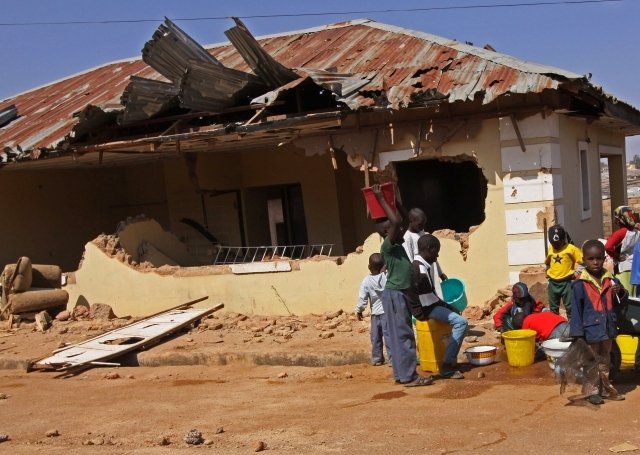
[254,440,266,452]
[45,429,60,437]
[29,297,222,375]
[35,311,52,332]
[0,434,8,443]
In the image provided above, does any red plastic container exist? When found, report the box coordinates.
[361,182,396,219]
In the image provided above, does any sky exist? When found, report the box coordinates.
[2,0,639,155]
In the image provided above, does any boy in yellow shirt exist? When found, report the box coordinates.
[545,225,582,318]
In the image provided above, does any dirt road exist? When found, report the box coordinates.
[1,311,640,453]
[1,359,640,454]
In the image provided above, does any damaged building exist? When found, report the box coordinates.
[1,18,639,316]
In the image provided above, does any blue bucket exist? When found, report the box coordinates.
[441,278,467,312]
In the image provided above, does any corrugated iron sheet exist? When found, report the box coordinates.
[1,17,638,168]
[119,76,180,125]
[142,18,221,83]
[180,59,265,112]
[224,17,298,89]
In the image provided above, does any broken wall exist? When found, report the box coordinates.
[66,233,379,316]
[0,162,169,270]
[162,144,369,258]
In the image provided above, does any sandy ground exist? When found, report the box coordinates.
[1,312,640,453]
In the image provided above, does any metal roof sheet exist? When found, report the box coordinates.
[1,18,638,168]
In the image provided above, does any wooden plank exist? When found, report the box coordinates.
[29,298,222,374]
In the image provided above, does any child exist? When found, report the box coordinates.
[569,239,627,405]
[402,208,448,297]
[411,234,468,379]
[545,225,582,318]
[605,206,640,291]
[493,282,543,333]
[355,253,391,366]
[372,184,433,387]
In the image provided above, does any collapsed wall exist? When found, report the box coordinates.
[67,217,372,316]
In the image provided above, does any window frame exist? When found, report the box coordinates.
[578,140,591,220]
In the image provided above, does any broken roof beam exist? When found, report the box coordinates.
[142,18,221,83]
[225,17,299,89]
[180,59,266,112]
[119,76,181,125]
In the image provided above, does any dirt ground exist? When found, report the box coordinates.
[1,311,640,453]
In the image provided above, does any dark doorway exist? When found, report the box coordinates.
[395,159,487,232]
[242,184,308,246]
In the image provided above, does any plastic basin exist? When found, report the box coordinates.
[361,183,396,219]
[541,338,572,369]
[464,345,497,366]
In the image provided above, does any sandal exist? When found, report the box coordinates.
[586,395,604,405]
[602,394,625,401]
[440,370,464,379]
[403,376,434,387]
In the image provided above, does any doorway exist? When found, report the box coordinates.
[242,184,308,246]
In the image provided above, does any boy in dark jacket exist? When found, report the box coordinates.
[570,240,628,405]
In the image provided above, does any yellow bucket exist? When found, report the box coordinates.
[616,335,639,366]
[415,319,451,373]
[502,329,537,367]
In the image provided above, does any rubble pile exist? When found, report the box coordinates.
[197,308,366,344]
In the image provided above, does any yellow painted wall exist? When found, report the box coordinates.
[436,118,509,306]
[66,118,508,316]
[0,163,168,270]
[66,233,380,316]
[558,116,625,244]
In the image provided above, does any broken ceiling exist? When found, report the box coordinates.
[1,18,640,169]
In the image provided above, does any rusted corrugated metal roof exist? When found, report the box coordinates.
[1,18,638,167]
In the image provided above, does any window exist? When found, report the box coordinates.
[578,141,591,220]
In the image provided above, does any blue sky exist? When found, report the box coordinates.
[2,0,639,154]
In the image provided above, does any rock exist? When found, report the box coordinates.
[184,429,204,445]
[215,427,224,434]
[186,338,193,342]
[477,372,486,379]
[319,332,335,339]
[45,429,60,437]
[324,321,339,330]
[58,327,68,334]
[158,436,171,446]
[344,372,353,379]
[264,326,274,334]
[324,309,343,320]
[127,375,135,379]
[0,434,8,443]
[89,437,105,446]
[55,310,70,321]
[72,304,89,319]
[314,324,323,331]
[277,372,288,379]
[254,441,266,452]
[104,372,120,380]
[463,306,484,321]
[464,336,478,343]
[89,303,116,320]
[209,323,224,331]
[204,439,213,446]
[0,393,7,400]
[35,311,52,332]
[529,281,549,306]
[337,325,352,333]
[236,314,248,322]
